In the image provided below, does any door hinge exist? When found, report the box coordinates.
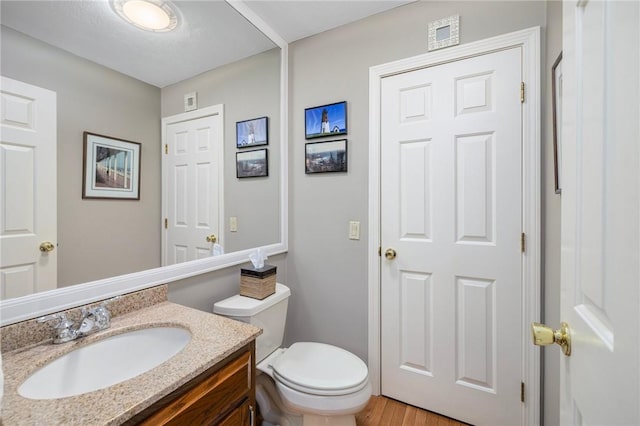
[164,144,168,154]
[521,232,526,253]
[164,218,168,229]
[521,382,525,402]
[520,82,525,103]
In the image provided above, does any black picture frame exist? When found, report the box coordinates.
[304,101,347,139]
[236,148,268,178]
[305,139,348,174]
[236,116,268,148]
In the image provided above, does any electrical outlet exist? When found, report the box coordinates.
[230,216,238,232]
[349,221,360,240]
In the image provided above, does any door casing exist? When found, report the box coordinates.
[368,27,541,425]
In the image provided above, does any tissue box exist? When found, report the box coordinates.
[240,265,276,300]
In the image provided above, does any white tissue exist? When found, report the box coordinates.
[212,243,225,256]
[249,247,267,269]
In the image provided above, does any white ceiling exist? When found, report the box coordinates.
[0,0,413,88]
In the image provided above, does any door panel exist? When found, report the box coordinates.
[560,1,639,424]
[164,113,222,265]
[0,77,56,299]
[381,47,522,426]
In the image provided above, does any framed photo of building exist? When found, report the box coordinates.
[82,132,141,200]
[305,101,347,139]
[236,148,268,178]
[305,139,348,174]
[236,116,268,148]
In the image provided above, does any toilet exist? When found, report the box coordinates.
[213,283,371,426]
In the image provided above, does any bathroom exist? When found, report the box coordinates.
[1,1,638,425]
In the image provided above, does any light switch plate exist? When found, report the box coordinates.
[349,221,360,240]
[230,216,238,232]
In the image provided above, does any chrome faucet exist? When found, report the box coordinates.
[37,296,121,344]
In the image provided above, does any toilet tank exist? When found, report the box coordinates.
[213,283,290,363]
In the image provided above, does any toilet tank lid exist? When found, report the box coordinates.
[213,283,290,317]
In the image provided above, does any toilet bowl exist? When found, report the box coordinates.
[213,283,371,426]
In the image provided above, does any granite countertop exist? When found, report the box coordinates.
[1,302,262,425]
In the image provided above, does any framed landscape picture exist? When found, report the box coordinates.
[305,101,347,139]
[305,139,348,174]
[82,132,141,200]
[236,148,268,178]
[236,116,268,148]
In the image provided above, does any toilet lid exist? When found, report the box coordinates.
[271,342,369,396]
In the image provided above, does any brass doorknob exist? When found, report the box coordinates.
[384,248,397,260]
[39,241,55,253]
[531,322,571,356]
[206,234,217,243]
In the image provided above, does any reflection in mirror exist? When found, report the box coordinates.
[0,0,282,301]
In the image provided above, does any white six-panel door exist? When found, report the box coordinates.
[560,1,639,424]
[380,48,522,426]
[0,77,57,299]
[163,106,223,265]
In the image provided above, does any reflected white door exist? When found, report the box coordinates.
[0,76,57,299]
[559,1,639,424]
[163,106,223,265]
[380,48,522,426]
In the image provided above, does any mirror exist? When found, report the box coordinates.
[0,0,288,321]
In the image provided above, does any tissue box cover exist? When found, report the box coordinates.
[240,265,276,299]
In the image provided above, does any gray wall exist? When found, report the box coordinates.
[0,26,162,287]
[286,0,547,362]
[543,2,563,425]
[286,1,561,422]
[161,48,281,254]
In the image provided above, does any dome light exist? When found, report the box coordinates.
[111,0,179,32]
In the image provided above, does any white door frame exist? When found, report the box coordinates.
[368,27,541,425]
[161,104,225,264]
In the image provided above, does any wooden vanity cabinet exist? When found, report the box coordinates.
[128,341,256,426]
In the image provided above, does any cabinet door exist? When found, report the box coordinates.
[141,350,251,425]
[218,400,251,426]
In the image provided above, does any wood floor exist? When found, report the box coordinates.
[356,396,469,426]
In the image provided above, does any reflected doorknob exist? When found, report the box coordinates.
[39,241,55,253]
[384,248,397,260]
[531,322,571,356]
[206,234,217,243]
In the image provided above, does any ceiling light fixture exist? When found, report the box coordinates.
[111,0,179,32]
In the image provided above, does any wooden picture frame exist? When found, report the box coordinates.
[236,148,268,178]
[82,132,141,200]
[552,52,563,194]
[305,139,348,174]
[236,116,268,148]
[304,101,347,139]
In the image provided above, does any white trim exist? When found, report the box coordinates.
[0,3,289,327]
[161,104,226,264]
[368,27,541,426]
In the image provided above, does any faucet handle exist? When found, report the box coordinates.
[37,313,73,329]
[37,313,78,343]
[91,295,120,329]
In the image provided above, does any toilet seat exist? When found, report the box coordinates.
[270,342,369,396]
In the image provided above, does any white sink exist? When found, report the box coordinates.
[18,327,191,400]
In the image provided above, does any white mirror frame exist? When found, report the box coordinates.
[0,0,289,326]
